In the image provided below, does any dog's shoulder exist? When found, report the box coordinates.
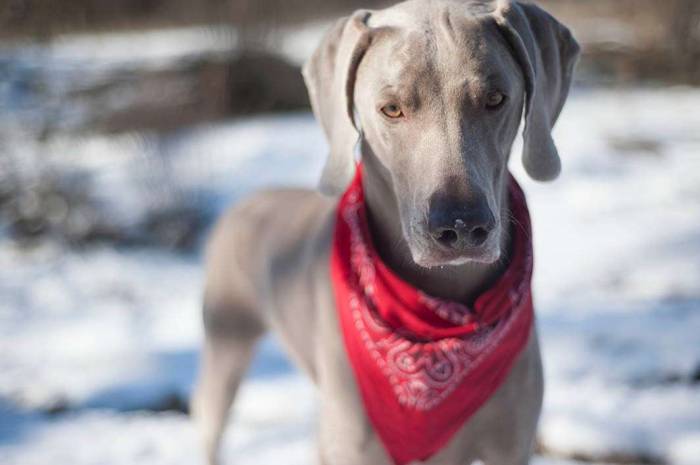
[206,188,337,285]
[204,188,338,377]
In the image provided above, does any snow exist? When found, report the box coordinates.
[1,27,699,465]
[670,432,700,465]
[519,88,700,463]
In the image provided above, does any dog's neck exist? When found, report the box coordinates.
[360,152,511,306]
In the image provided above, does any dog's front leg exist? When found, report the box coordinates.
[315,358,394,465]
[191,302,265,465]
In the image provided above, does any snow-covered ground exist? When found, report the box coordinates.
[1,28,700,465]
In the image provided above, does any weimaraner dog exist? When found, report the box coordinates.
[192,0,579,464]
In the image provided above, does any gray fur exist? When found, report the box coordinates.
[192,1,578,464]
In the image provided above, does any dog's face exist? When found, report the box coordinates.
[304,0,579,267]
[354,14,524,266]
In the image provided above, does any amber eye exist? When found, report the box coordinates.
[380,104,404,119]
[486,91,506,109]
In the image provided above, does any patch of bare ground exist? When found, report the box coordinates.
[536,440,665,465]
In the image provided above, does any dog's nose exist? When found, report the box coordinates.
[428,197,495,249]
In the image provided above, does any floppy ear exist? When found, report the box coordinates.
[302,10,372,195]
[494,0,580,181]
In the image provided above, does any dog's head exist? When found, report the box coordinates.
[304,0,579,267]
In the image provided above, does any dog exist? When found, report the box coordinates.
[191,1,579,464]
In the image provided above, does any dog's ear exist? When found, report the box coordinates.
[494,0,580,181]
[303,11,372,195]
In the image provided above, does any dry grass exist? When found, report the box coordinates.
[3,0,699,84]
[540,0,700,84]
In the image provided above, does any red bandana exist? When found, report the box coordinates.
[330,166,535,465]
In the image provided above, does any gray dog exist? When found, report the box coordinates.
[192,0,579,464]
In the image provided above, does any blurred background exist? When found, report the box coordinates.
[1,0,699,464]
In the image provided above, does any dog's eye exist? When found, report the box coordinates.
[380,104,404,119]
[485,92,506,109]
